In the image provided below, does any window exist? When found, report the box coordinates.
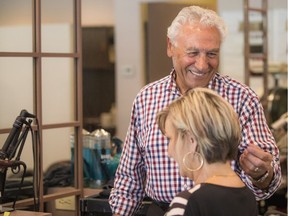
[0,0,83,212]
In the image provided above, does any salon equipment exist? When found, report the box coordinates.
[0,110,35,161]
[0,110,38,212]
[71,129,122,188]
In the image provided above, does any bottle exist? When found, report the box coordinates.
[90,129,111,188]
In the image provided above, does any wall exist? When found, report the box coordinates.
[82,0,115,26]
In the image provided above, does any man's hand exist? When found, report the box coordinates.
[240,144,274,189]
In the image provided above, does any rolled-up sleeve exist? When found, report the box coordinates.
[236,94,282,200]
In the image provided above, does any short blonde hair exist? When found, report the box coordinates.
[157,88,241,163]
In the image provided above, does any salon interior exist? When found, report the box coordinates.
[0,0,287,215]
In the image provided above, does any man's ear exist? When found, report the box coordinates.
[167,37,173,57]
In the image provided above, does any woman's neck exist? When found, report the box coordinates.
[193,161,239,185]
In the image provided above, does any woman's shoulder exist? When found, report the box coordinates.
[171,184,202,204]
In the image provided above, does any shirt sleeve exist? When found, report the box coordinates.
[109,98,146,215]
[236,93,282,200]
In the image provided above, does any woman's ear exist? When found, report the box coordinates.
[189,135,198,152]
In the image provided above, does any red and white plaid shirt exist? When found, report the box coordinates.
[109,70,281,215]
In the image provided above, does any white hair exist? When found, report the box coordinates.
[167,6,227,46]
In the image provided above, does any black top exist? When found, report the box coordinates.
[165,183,258,216]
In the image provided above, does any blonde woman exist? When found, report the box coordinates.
[157,88,258,216]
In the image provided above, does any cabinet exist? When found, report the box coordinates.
[82,27,114,70]
[243,0,287,125]
[82,27,115,133]
[243,0,269,117]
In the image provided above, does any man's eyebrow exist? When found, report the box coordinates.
[186,47,220,52]
[208,48,220,52]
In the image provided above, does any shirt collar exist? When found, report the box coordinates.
[167,69,180,94]
[207,73,219,89]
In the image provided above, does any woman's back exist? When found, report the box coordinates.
[166,183,258,216]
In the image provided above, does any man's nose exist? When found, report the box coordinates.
[195,54,209,71]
